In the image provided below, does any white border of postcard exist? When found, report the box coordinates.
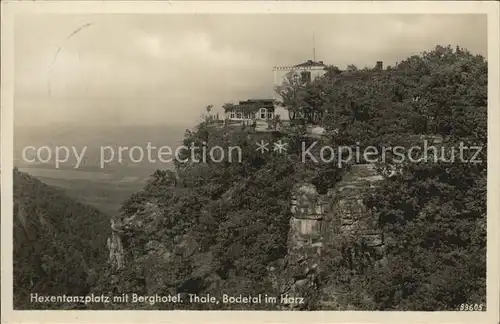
[1,1,499,324]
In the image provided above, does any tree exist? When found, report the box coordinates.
[312,45,487,310]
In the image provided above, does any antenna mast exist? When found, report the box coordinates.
[313,33,316,61]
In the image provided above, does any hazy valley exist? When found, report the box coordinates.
[14,124,187,216]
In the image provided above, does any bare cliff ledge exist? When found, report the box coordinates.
[107,161,388,309]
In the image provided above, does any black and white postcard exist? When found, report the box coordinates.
[1,1,499,323]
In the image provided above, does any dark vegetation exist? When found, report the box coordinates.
[12,168,111,309]
[318,45,487,310]
[12,45,487,310]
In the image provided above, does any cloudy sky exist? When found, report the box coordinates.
[14,14,487,128]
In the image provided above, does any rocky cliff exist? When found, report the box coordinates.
[268,162,387,309]
[106,160,388,310]
[105,127,389,309]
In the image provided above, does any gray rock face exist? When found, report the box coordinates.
[287,164,386,251]
[327,164,384,239]
[289,182,327,249]
[107,201,165,272]
[275,163,387,309]
[107,229,125,271]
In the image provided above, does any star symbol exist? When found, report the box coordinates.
[273,140,288,154]
[256,140,269,153]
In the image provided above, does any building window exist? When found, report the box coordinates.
[236,112,242,119]
[301,71,312,83]
[260,108,266,119]
[267,111,273,120]
[230,112,235,119]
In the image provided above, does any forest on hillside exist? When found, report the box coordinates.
[12,169,111,309]
[96,45,487,310]
[12,45,487,311]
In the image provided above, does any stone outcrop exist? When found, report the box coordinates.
[276,161,387,309]
[107,228,125,271]
[106,200,214,296]
[266,126,389,309]
[326,163,388,276]
[326,164,384,248]
[107,201,165,271]
[274,178,326,308]
[289,182,327,250]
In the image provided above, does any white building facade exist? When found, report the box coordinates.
[224,99,275,122]
[272,60,328,120]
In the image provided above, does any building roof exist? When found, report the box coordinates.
[224,98,275,112]
[239,99,275,108]
[295,60,326,67]
[245,98,275,103]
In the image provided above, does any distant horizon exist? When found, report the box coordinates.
[13,121,194,128]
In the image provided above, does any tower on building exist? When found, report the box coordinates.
[272,59,327,122]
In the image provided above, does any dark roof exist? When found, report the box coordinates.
[241,99,274,103]
[295,60,326,67]
[228,105,275,113]
[239,99,275,108]
[224,98,275,112]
